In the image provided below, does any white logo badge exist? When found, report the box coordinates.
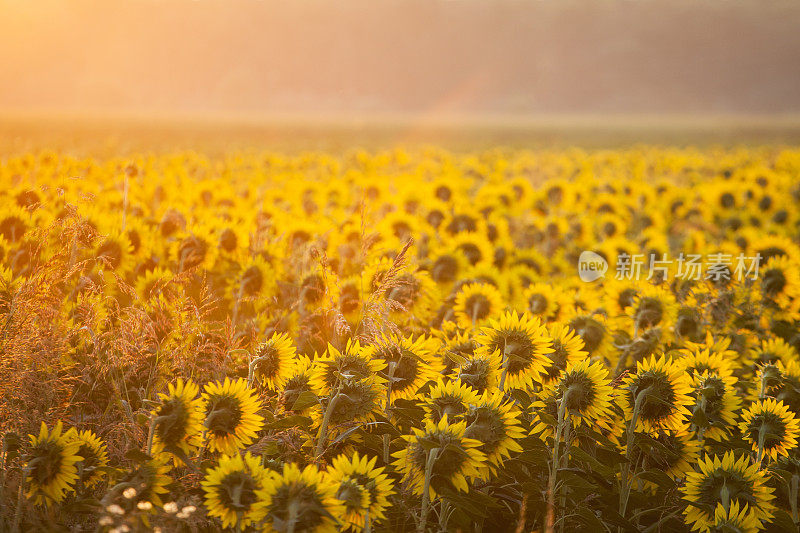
[578,251,608,282]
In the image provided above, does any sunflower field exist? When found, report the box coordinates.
[2,146,800,533]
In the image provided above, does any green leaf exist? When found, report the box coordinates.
[291,390,319,411]
[264,415,313,431]
[124,449,152,464]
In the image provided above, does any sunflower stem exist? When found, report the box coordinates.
[546,387,574,533]
[756,423,767,467]
[619,386,649,527]
[11,467,26,533]
[315,387,342,458]
[418,447,439,533]
[790,474,799,524]
[145,415,156,458]
[384,362,396,464]
[286,499,300,533]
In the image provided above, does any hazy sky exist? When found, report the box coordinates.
[2,0,800,118]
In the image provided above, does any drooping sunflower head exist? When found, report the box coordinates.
[475,310,553,391]
[69,429,109,489]
[254,463,344,533]
[565,312,613,361]
[392,416,487,497]
[689,372,741,441]
[683,452,775,533]
[540,323,588,385]
[151,378,204,462]
[24,421,82,505]
[202,378,265,455]
[748,337,798,368]
[675,346,736,382]
[309,341,386,397]
[619,355,693,435]
[252,332,297,390]
[452,282,504,329]
[462,390,525,474]
[738,398,800,462]
[327,452,395,532]
[758,256,800,314]
[202,452,271,530]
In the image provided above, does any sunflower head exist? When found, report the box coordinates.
[202,452,271,530]
[475,310,553,391]
[327,452,395,531]
[452,283,504,329]
[620,355,693,435]
[424,380,480,425]
[683,452,775,533]
[254,463,344,533]
[24,421,82,505]
[392,416,487,497]
[738,398,800,462]
[70,429,109,488]
[202,378,265,455]
[252,332,296,390]
[462,390,525,474]
[151,379,204,462]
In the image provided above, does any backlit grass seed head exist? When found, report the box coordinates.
[202,378,264,455]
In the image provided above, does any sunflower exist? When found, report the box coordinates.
[747,337,798,368]
[618,355,693,435]
[451,349,502,394]
[539,323,588,386]
[738,398,800,462]
[69,429,109,489]
[630,284,678,337]
[24,421,82,505]
[565,311,614,362]
[251,332,297,391]
[675,345,736,382]
[463,390,526,474]
[521,282,568,322]
[553,359,614,427]
[392,416,487,497]
[116,454,173,509]
[424,379,481,425]
[327,452,395,532]
[474,310,552,391]
[683,452,775,532]
[710,500,760,533]
[231,255,274,300]
[624,430,700,487]
[311,375,385,431]
[202,452,271,530]
[151,379,204,463]
[94,230,134,273]
[366,334,443,402]
[202,378,265,455]
[758,256,800,317]
[688,372,741,442]
[280,355,314,413]
[435,320,479,375]
[309,342,386,397]
[254,463,344,533]
[452,282,504,329]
